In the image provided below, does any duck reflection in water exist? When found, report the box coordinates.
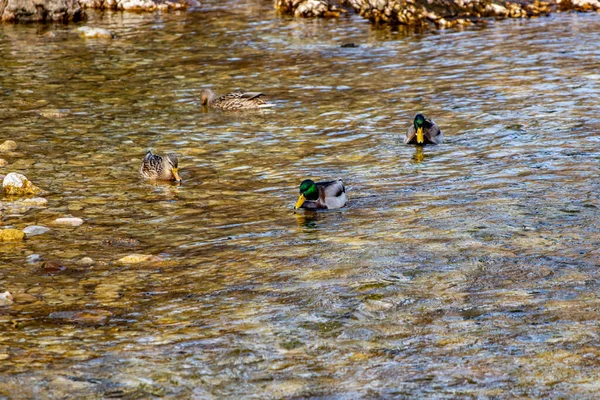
[294,210,320,229]
[412,146,425,163]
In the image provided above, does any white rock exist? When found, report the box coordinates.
[20,198,48,207]
[27,254,42,263]
[77,257,94,266]
[23,225,50,236]
[3,172,27,188]
[3,172,41,196]
[0,291,13,306]
[117,254,162,264]
[76,26,115,39]
[54,217,84,227]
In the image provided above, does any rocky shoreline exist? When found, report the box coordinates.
[1,0,599,24]
[0,0,197,22]
[276,0,600,27]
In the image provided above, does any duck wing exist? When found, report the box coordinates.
[240,92,263,100]
[317,180,345,198]
[426,120,443,144]
[404,126,417,144]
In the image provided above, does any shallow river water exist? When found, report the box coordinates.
[1,1,600,398]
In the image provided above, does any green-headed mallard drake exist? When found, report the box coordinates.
[294,179,347,210]
[200,89,274,111]
[140,151,182,183]
[404,113,443,145]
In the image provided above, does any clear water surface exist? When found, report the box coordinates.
[0,2,599,398]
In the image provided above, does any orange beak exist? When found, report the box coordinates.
[294,194,306,210]
[172,168,182,183]
[416,127,424,144]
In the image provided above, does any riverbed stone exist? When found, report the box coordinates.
[53,217,84,227]
[3,173,42,196]
[41,260,66,273]
[77,257,94,266]
[20,197,48,207]
[0,159,7,167]
[49,309,113,324]
[26,254,42,263]
[0,229,25,241]
[23,225,50,237]
[0,140,17,152]
[0,291,13,306]
[76,26,115,39]
[117,254,162,264]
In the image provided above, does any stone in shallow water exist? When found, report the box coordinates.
[49,309,113,324]
[76,26,115,39]
[102,237,140,247]
[22,225,50,236]
[0,229,25,241]
[0,140,16,152]
[20,197,48,207]
[0,291,13,306]
[77,257,94,266]
[41,260,66,273]
[27,254,42,263]
[54,217,84,227]
[0,159,7,167]
[3,172,42,196]
[117,254,162,264]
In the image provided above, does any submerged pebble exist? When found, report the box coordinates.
[54,217,84,227]
[26,254,42,263]
[76,26,115,39]
[20,197,48,207]
[0,140,17,152]
[0,291,13,306]
[41,260,66,273]
[0,159,7,167]
[117,254,162,264]
[3,173,42,196]
[0,229,25,241]
[23,225,50,237]
[102,237,141,247]
[77,257,94,266]
[49,309,113,324]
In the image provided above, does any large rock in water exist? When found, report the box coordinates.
[0,0,84,22]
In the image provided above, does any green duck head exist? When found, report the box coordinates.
[414,113,426,144]
[295,179,318,209]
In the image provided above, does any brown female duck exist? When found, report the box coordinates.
[140,151,182,183]
[200,89,274,111]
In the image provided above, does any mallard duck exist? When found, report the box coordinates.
[404,113,443,145]
[140,151,182,183]
[294,179,347,210]
[200,89,275,111]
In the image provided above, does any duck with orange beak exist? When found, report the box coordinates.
[140,151,182,183]
[294,179,347,210]
[404,114,443,145]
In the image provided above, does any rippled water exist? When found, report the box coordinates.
[1,2,600,397]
